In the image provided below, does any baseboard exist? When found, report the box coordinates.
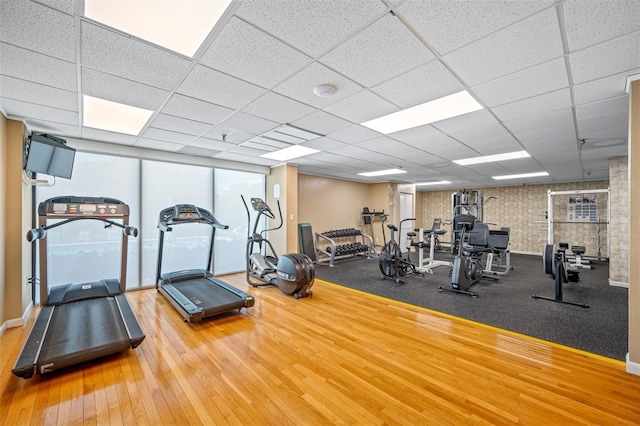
[1,302,34,335]
[608,280,629,288]
[626,353,640,376]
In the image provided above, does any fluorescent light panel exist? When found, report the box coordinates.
[361,91,483,134]
[83,95,153,135]
[493,171,549,180]
[260,145,319,161]
[358,169,407,177]
[453,150,530,165]
[84,0,232,57]
[415,180,451,186]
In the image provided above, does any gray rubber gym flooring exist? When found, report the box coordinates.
[315,252,628,361]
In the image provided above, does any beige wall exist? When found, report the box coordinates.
[3,118,32,324]
[629,79,640,368]
[266,164,300,254]
[420,181,610,255]
[609,156,629,284]
[0,113,6,325]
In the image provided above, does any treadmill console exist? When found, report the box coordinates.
[159,204,217,226]
[39,196,128,218]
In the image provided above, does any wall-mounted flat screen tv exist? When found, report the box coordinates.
[24,134,76,179]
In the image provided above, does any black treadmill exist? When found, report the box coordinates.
[156,204,255,322]
[12,196,145,379]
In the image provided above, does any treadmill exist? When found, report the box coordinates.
[156,204,255,323]
[12,196,145,379]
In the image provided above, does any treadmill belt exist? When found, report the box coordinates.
[169,277,247,316]
[38,297,131,372]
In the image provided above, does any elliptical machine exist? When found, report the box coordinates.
[241,195,314,299]
[439,214,497,297]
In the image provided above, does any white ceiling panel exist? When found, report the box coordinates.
[300,137,348,152]
[177,65,266,110]
[503,108,574,134]
[25,119,80,138]
[242,92,316,124]
[443,8,563,86]
[320,13,434,87]
[217,111,278,135]
[472,57,568,108]
[0,75,77,111]
[514,123,577,144]
[1,97,77,125]
[141,128,195,145]
[323,90,398,124]
[575,96,629,121]
[187,137,237,152]
[327,125,380,144]
[235,0,386,57]
[577,114,628,135]
[356,137,429,157]
[177,146,220,158]
[274,62,362,108]
[81,22,192,90]
[491,88,572,123]
[81,127,138,145]
[371,60,464,108]
[290,110,352,135]
[569,32,640,84]
[397,0,554,54]
[0,0,75,61]
[0,43,77,91]
[82,68,170,111]
[563,0,640,51]
[574,69,640,106]
[36,0,74,14]
[150,114,212,136]
[135,138,182,152]
[161,94,234,125]
[200,17,311,89]
[432,109,498,135]
[462,136,523,156]
[449,123,511,144]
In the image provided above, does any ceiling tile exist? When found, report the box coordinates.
[300,137,348,152]
[141,128,195,144]
[431,109,498,134]
[491,88,572,122]
[177,146,220,158]
[188,137,237,151]
[563,0,640,51]
[177,65,266,110]
[24,119,80,138]
[1,97,78,125]
[503,108,574,134]
[577,114,628,136]
[149,113,212,136]
[443,8,564,86]
[0,1,75,61]
[242,92,316,123]
[81,22,192,90]
[200,17,310,89]
[575,96,629,121]
[570,32,640,84]
[0,43,77,91]
[36,0,74,14]
[0,75,77,111]
[574,69,640,105]
[273,62,363,108]
[81,127,138,145]
[326,125,380,144]
[290,110,352,135]
[324,90,398,124]
[236,0,386,57]
[449,123,511,144]
[82,67,170,111]
[217,111,278,135]
[320,13,435,87]
[371,60,464,108]
[515,123,577,144]
[472,57,568,107]
[135,138,183,152]
[161,94,234,125]
[398,0,554,54]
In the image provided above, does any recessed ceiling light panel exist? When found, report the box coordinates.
[361,91,483,134]
[358,169,407,177]
[415,180,451,186]
[453,150,530,166]
[83,95,153,135]
[492,171,549,180]
[260,145,319,162]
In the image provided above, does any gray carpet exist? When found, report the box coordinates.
[315,251,628,361]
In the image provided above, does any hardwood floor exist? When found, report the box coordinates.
[2,274,639,425]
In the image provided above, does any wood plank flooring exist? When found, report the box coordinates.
[1,274,639,425]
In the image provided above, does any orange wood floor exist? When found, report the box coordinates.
[1,274,639,425]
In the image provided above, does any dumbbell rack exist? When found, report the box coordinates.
[315,228,374,267]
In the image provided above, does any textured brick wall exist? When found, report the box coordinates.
[420,180,610,255]
[609,156,629,284]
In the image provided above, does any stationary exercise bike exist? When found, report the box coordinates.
[439,214,497,297]
[379,218,422,283]
[241,196,314,299]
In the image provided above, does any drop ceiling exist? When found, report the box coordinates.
[0,0,639,190]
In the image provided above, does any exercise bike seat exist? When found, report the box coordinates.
[387,224,398,231]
